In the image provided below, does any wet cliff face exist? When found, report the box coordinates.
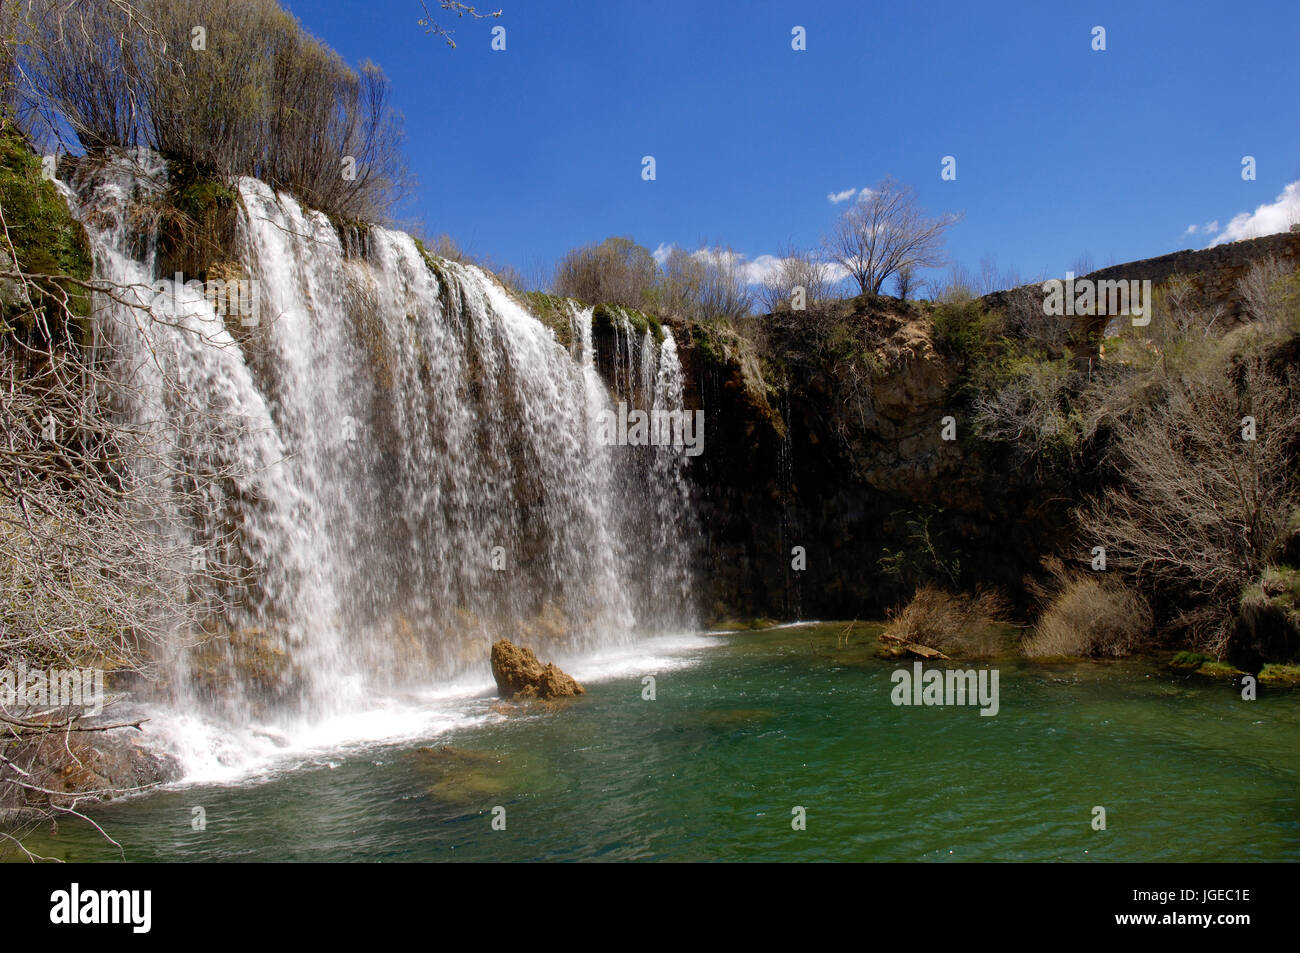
[671,298,1078,623]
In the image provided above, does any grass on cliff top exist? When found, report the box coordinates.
[593,302,664,341]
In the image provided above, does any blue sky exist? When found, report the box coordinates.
[284,0,1300,290]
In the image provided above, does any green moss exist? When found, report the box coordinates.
[1259,663,1300,685]
[1197,661,1239,678]
[412,236,437,272]
[171,171,238,221]
[691,320,727,365]
[158,159,241,282]
[1170,650,1211,669]
[590,302,664,342]
[712,618,779,631]
[0,121,94,342]
[1170,651,1239,677]
[523,291,575,348]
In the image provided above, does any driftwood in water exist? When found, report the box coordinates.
[879,632,951,660]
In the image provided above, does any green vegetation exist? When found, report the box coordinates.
[592,302,664,341]
[523,291,574,348]
[0,120,92,342]
[929,296,1003,364]
[156,159,241,281]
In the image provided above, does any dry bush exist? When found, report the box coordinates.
[1023,559,1153,658]
[657,244,752,321]
[11,0,409,222]
[552,236,659,312]
[1076,355,1300,655]
[882,584,1010,658]
[1238,258,1296,336]
[758,242,837,313]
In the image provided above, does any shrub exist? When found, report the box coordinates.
[10,0,408,222]
[1075,354,1300,655]
[930,297,1003,363]
[1023,559,1153,658]
[552,236,659,312]
[882,584,1010,658]
[971,353,1080,467]
[657,244,752,321]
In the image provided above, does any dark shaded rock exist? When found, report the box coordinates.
[490,639,584,700]
[1230,592,1300,674]
[0,724,181,816]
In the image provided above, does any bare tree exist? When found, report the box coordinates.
[0,122,253,856]
[893,265,915,302]
[823,177,960,296]
[691,246,752,321]
[417,1,502,48]
[977,253,1020,295]
[1069,252,1096,277]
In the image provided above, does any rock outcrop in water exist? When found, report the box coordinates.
[490,640,585,700]
[0,725,181,817]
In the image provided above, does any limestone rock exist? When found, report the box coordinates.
[490,639,584,700]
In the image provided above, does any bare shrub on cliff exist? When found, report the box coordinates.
[998,285,1071,355]
[1238,258,1297,336]
[552,236,659,312]
[823,178,961,296]
[972,356,1079,469]
[657,245,752,321]
[758,243,836,314]
[883,585,1010,658]
[1023,558,1153,658]
[1075,356,1300,655]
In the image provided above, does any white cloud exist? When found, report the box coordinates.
[652,243,844,287]
[827,188,857,204]
[1183,224,1198,236]
[1182,220,1219,238]
[742,253,783,285]
[1207,181,1300,247]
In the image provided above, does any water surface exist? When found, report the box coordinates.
[24,624,1300,862]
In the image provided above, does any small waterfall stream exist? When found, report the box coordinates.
[59,152,698,774]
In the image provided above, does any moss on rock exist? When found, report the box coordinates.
[0,121,94,343]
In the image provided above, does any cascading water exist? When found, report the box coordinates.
[59,152,699,774]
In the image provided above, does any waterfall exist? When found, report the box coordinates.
[59,152,698,751]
